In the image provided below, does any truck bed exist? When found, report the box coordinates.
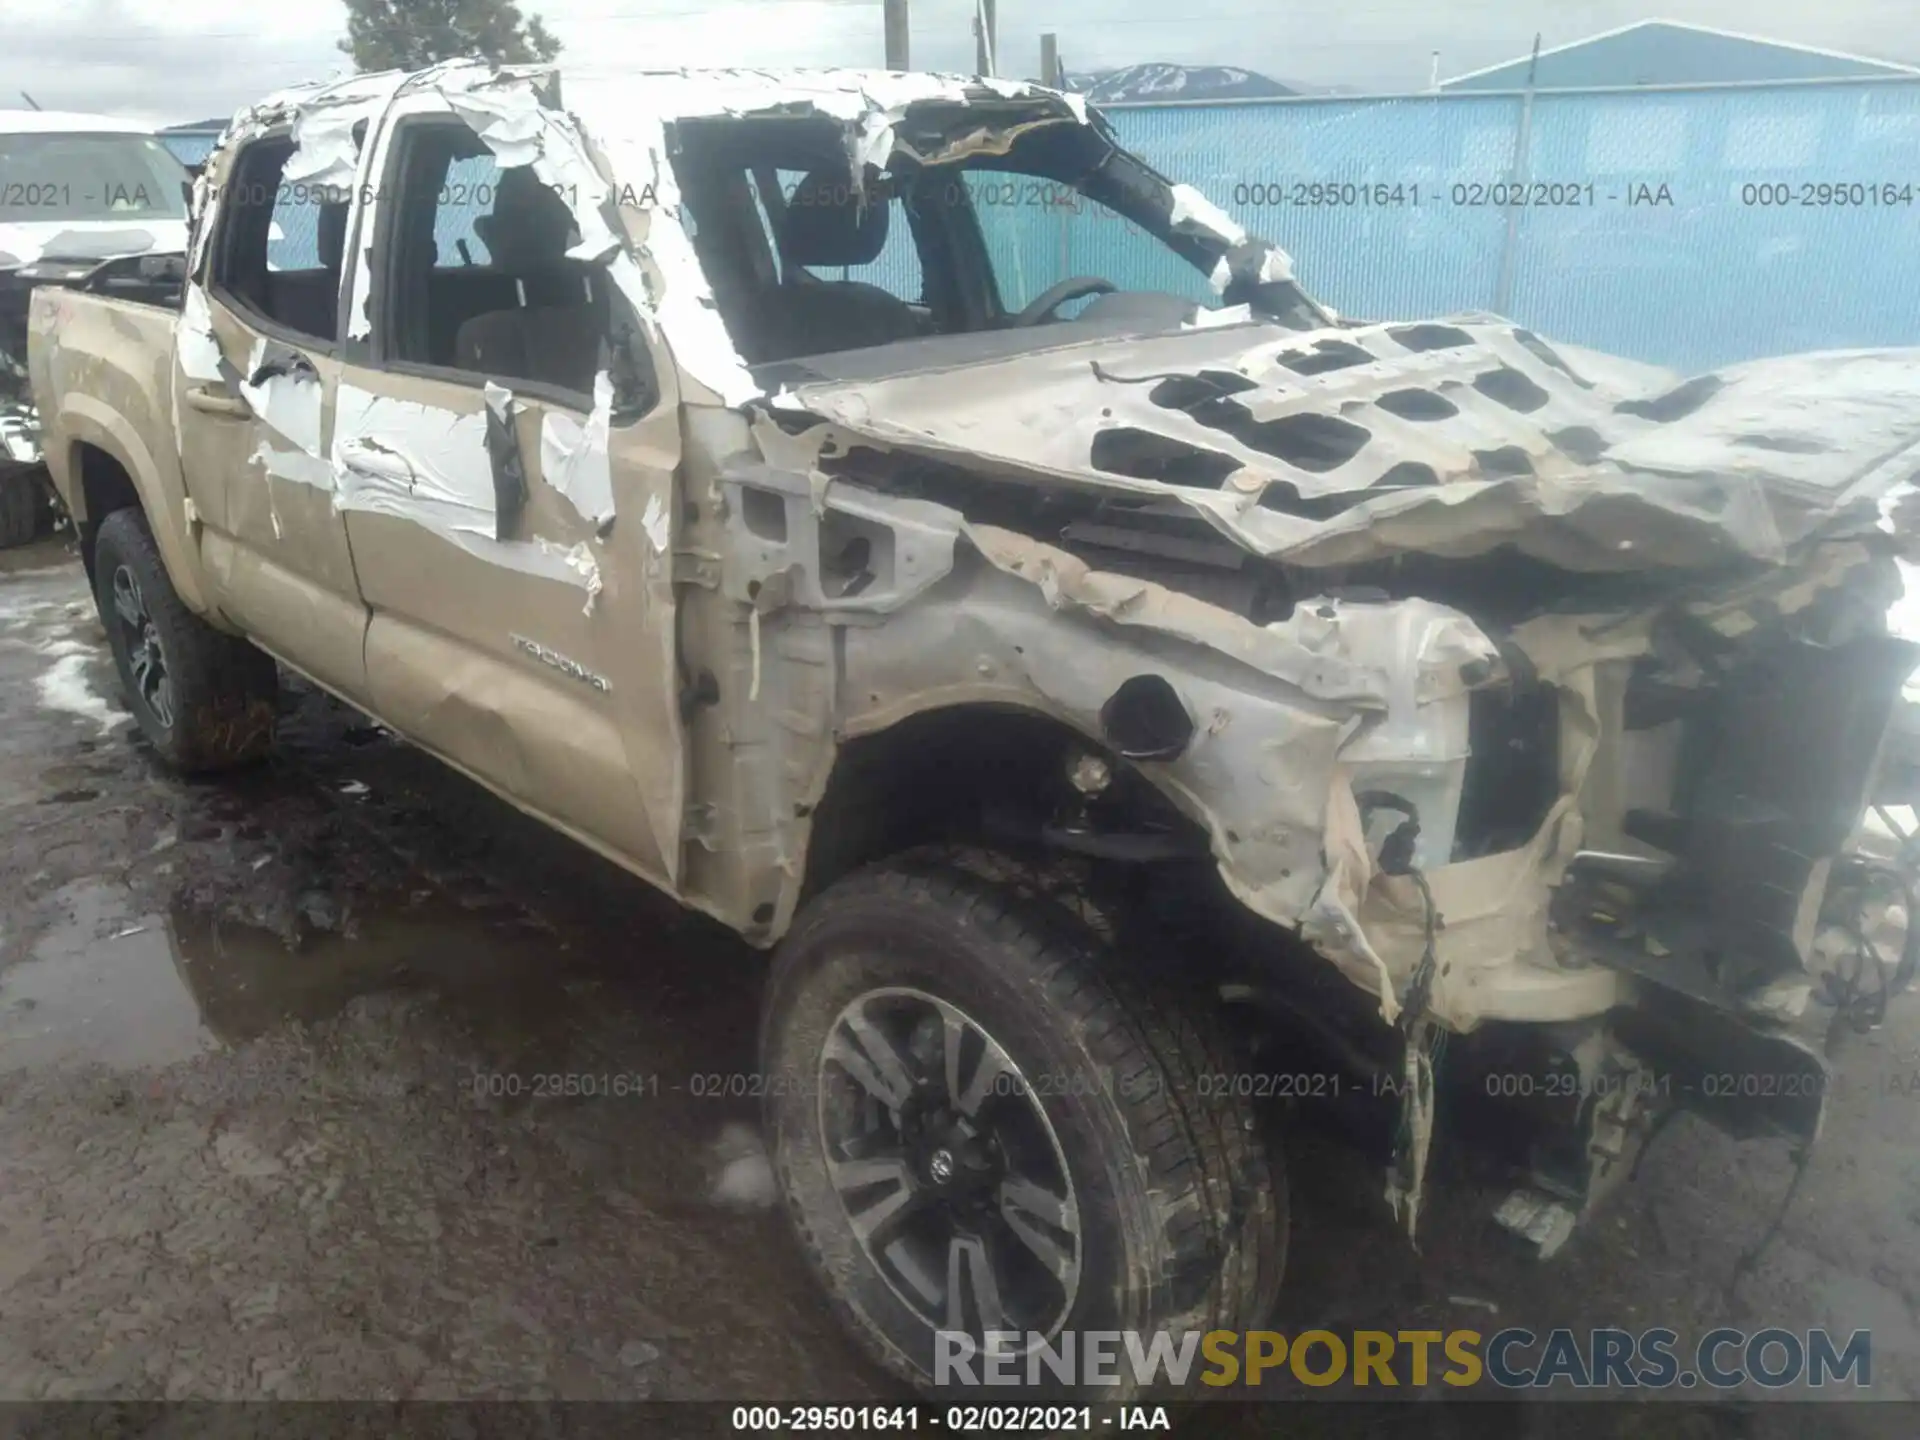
[27,287,181,520]
[24,286,219,617]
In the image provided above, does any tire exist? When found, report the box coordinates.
[91,507,278,771]
[761,849,1286,1400]
[0,468,39,549]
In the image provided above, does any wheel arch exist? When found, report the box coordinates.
[795,700,1210,910]
[58,402,216,617]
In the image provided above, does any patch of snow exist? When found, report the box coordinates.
[1065,62,1294,104]
[705,1122,776,1209]
[35,652,127,734]
[0,593,61,628]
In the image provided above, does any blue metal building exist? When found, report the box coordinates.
[1442,20,1920,91]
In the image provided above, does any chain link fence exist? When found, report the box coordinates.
[1107,77,1920,371]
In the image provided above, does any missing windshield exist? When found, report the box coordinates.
[670,105,1311,367]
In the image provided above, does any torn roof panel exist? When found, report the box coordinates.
[192,61,1287,413]
[223,62,1082,152]
[564,66,1064,123]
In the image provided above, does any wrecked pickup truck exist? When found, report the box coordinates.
[1,110,192,547]
[27,59,1920,1394]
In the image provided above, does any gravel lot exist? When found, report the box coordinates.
[2,536,1917,1434]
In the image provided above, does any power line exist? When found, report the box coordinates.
[23,0,888,38]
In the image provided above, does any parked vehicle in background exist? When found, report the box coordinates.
[26,60,1920,1397]
[0,111,191,546]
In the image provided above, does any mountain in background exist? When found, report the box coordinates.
[1060,62,1297,103]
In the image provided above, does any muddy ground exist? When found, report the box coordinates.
[2,536,1917,1432]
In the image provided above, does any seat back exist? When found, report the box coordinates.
[453,168,603,393]
[758,169,921,358]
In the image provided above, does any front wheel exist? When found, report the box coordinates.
[91,507,278,771]
[760,850,1285,1400]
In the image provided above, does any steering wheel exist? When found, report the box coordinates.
[1012,276,1118,327]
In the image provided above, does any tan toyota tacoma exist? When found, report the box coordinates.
[27,59,1920,1395]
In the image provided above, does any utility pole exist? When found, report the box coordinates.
[883,0,909,70]
[973,0,997,78]
[1040,32,1060,88]
[1492,33,1542,314]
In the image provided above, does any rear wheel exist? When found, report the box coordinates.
[761,849,1285,1399]
[0,468,39,548]
[92,507,278,771]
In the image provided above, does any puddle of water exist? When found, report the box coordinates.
[167,898,566,1043]
[0,923,213,1072]
[0,882,580,1074]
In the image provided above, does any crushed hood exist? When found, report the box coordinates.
[779,317,1920,573]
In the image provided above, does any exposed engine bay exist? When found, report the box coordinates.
[739,308,1920,1246]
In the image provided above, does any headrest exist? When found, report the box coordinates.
[473,166,580,270]
[780,169,888,269]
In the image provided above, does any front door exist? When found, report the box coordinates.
[332,91,687,885]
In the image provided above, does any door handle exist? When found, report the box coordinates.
[184,385,252,419]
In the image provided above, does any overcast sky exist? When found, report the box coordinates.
[8,0,1920,126]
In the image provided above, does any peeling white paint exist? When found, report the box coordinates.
[1185,303,1253,331]
[238,337,324,459]
[1889,559,1920,642]
[345,241,375,344]
[1254,247,1295,284]
[250,439,334,492]
[175,285,224,384]
[331,386,497,538]
[641,492,670,553]
[282,106,364,189]
[443,89,547,169]
[581,120,760,408]
[540,373,615,528]
[538,537,604,614]
[483,379,517,430]
[442,84,620,265]
[1168,182,1248,248]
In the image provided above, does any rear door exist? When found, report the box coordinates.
[173,129,370,699]
[333,90,688,886]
